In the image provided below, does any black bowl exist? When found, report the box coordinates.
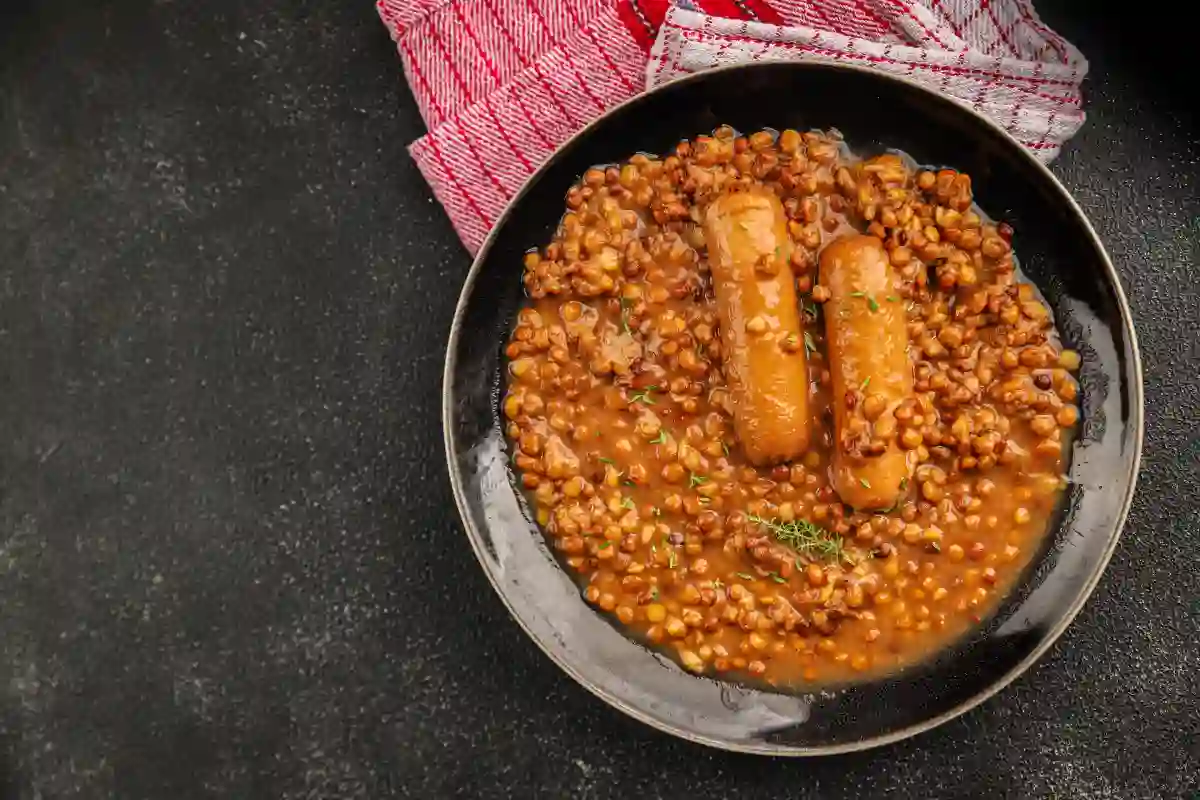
[442,62,1143,754]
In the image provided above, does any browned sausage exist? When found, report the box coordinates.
[703,189,811,465]
[819,234,914,509]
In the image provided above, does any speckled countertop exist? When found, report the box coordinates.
[0,0,1196,797]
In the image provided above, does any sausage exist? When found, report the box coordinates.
[819,234,914,509]
[703,188,811,465]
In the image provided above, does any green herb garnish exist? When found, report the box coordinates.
[598,457,615,465]
[621,497,635,510]
[850,291,879,312]
[598,541,613,550]
[887,295,899,303]
[649,430,668,445]
[861,376,871,392]
[735,572,754,581]
[688,473,707,489]
[803,331,817,356]
[770,573,787,585]
[650,587,660,601]
[630,386,658,405]
[859,477,872,489]
[803,299,819,321]
[748,514,853,564]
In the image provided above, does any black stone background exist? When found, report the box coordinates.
[0,0,1196,797]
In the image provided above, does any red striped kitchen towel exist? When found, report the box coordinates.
[376,0,1087,254]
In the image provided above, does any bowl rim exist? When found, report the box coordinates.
[441,60,1145,756]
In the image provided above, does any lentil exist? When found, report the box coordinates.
[505,128,1079,687]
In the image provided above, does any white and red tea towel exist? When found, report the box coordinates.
[376,0,1088,253]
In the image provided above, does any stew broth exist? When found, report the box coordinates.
[502,127,1078,686]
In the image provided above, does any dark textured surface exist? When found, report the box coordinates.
[0,0,1195,798]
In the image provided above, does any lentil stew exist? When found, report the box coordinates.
[502,126,1080,688]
